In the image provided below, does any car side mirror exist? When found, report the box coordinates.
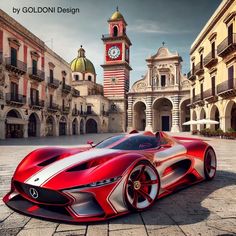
[87,140,94,146]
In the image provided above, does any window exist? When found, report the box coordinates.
[228,66,234,89]
[62,99,65,109]
[81,105,83,113]
[10,82,18,100]
[200,83,203,100]
[75,75,79,81]
[200,54,203,68]
[32,59,37,75]
[30,88,39,104]
[161,75,166,87]
[49,95,53,107]
[211,41,215,58]
[49,69,53,81]
[88,75,92,81]
[62,77,65,86]
[113,26,118,37]
[192,62,195,74]
[192,88,195,99]
[228,23,233,45]
[87,105,92,114]
[10,47,17,67]
[211,76,215,96]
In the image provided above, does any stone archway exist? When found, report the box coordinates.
[86,118,98,133]
[180,99,190,132]
[209,105,220,131]
[153,98,173,131]
[72,118,78,135]
[59,116,67,136]
[28,113,40,137]
[46,116,56,136]
[224,101,236,131]
[5,109,24,138]
[199,108,206,131]
[133,101,146,131]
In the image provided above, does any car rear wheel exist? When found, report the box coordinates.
[125,161,159,211]
[204,148,217,180]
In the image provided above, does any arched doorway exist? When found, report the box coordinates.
[46,116,55,136]
[225,101,236,131]
[86,118,98,133]
[199,108,206,130]
[113,26,118,37]
[133,101,146,131]
[5,109,24,138]
[153,98,173,131]
[191,110,197,131]
[28,113,40,137]
[210,105,220,131]
[59,116,67,136]
[72,118,78,135]
[180,99,190,132]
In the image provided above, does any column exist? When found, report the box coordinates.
[145,95,153,131]
[23,121,28,138]
[0,118,5,139]
[171,95,180,132]
[147,64,153,88]
[127,96,133,131]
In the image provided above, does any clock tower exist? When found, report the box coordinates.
[101,7,132,132]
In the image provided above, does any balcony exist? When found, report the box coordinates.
[29,99,44,109]
[203,88,218,103]
[72,108,79,116]
[62,83,71,94]
[195,62,204,76]
[217,78,236,98]
[72,88,80,97]
[61,106,70,115]
[28,68,45,82]
[6,93,26,106]
[48,78,60,89]
[203,52,218,69]
[192,94,204,106]
[217,34,236,57]
[47,103,60,112]
[5,57,27,75]
[187,70,196,81]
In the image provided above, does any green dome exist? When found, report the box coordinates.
[70,46,95,74]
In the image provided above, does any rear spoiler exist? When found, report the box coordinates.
[172,136,204,142]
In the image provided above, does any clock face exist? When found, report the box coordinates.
[108,46,121,59]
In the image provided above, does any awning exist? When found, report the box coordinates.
[6,117,28,125]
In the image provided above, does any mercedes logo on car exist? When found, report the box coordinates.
[29,187,39,199]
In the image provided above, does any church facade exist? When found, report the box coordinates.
[127,46,190,132]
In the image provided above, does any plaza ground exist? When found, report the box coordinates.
[0,132,236,236]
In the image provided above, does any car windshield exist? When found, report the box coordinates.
[95,134,160,150]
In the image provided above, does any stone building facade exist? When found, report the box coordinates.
[127,46,190,132]
[189,0,236,132]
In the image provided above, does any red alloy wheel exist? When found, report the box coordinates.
[125,161,159,211]
[204,148,217,180]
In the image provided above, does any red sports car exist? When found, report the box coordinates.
[3,131,217,222]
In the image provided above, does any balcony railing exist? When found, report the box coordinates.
[192,94,204,106]
[203,88,218,103]
[203,52,218,69]
[217,34,236,57]
[48,77,60,89]
[61,106,70,115]
[29,99,44,109]
[217,78,236,98]
[28,68,45,82]
[5,57,27,75]
[72,88,80,97]
[47,103,60,112]
[195,62,204,76]
[187,70,196,81]
[72,108,79,116]
[6,93,26,106]
[102,33,127,39]
[62,83,71,94]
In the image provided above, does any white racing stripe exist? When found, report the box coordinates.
[25,148,118,187]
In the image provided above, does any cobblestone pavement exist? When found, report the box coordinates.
[0,133,236,236]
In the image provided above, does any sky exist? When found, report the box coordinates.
[0,0,222,86]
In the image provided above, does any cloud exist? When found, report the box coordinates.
[129,19,193,34]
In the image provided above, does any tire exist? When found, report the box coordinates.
[204,148,217,180]
[124,160,160,211]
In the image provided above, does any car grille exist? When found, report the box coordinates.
[14,181,70,205]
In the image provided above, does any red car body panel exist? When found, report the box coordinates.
[3,131,216,223]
